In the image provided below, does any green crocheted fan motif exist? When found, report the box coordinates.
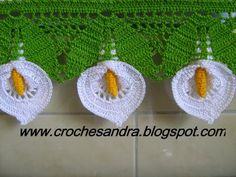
[0,0,235,82]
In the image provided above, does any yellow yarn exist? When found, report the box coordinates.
[195,67,207,98]
[105,69,118,97]
[11,68,25,96]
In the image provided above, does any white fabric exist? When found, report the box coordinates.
[77,60,146,126]
[0,60,53,125]
[172,60,236,124]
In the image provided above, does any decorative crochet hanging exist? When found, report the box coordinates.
[0,59,53,125]
[0,0,235,125]
[172,60,236,124]
[77,60,146,126]
[171,16,236,123]
[0,12,54,124]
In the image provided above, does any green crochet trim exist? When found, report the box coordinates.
[0,1,235,82]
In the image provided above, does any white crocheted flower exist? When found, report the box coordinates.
[77,60,146,126]
[172,60,236,124]
[0,60,53,125]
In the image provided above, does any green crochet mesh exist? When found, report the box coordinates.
[0,0,235,82]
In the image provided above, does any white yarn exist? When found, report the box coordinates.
[0,60,53,125]
[172,60,236,124]
[77,60,146,126]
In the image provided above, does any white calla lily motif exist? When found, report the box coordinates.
[0,60,53,125]
[172,60,236,124]
[77,60,146,126]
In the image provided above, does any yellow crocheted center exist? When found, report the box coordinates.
[11,68,25,96]
[195,67,207,98]
[105,69,118,97]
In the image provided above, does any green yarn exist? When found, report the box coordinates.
[0,1,235,82]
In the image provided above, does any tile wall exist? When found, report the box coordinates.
[0,79,235,177]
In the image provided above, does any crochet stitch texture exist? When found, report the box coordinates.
[0,60,53,125]
[0,0,235,82]
[172,60,236,124]
[77,60,146,126]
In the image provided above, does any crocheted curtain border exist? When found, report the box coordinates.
[0,0,235,82]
